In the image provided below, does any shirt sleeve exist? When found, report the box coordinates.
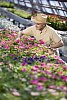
[22,26,33,36]
[51,29,62,44]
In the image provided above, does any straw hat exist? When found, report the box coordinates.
[31,13,48,23]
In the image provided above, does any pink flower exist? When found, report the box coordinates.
[62,66,67,70]
[40,63,48,68]
[31,66,39,71]
[49,85,57,89]
[34,43,38,46]
[28,37,35,41]
[0,62,4,65]
[21,68,27,72]
[3,45,9,50]
[54,55,60,59]
[39,40,45,44]
[44,70,51,75]
[15,39,20,43]
[57,71,63,76]
[19,46,24,49]
[37,77,47,82]
[1,41,6,45]
[36,85,44,91]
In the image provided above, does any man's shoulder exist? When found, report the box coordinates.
[23,25,35,34]
[46,25,55,31]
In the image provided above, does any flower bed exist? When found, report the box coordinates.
[0,29,67,100]
[47,15,67,31]
[7,8,31,19]
[0,18,20,31]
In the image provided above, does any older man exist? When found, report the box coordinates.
[17,13,64,49]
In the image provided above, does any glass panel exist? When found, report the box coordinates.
[59,2,64,7]
[50,1,59,6]
[59,10,66,17]
[8,0,14,2]
[53,9,57,14]
[42,7,47,12]
[64,2,67,6]
[36,6,40,10]
[19,2,25,6]
[33,0,36,3]
[19,0,24,1]
[64,11,67,17]
[45,8,53,13]
[41,0,49,5]
[25,0,30,2]
[14,0,18,4]
[26,3,32,7]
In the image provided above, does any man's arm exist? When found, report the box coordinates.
[50,40,64,49]
[16,31,23,39]
[16,26,33,40]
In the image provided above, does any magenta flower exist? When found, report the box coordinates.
[22,62,27,66]
[30,79,38,85]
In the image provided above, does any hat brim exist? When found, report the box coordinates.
[31,16,47,24]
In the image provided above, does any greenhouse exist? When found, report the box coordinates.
[0,0,67,100]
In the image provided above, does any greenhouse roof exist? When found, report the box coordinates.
[8,0,67,18]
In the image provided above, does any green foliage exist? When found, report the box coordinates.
[0,1,14,8]
[8,8,31,19]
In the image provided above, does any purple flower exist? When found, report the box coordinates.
[61,75,67,82]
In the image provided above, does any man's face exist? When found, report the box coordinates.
[35,23,46,30]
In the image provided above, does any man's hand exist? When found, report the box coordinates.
[50,40,64,49]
